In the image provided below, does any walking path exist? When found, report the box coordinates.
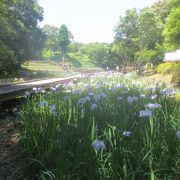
[0,74,81,102]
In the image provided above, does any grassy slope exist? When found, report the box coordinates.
[44,52,98,69]
[0,61,77,85]
[0,60,102,85]
[21,60,79,79]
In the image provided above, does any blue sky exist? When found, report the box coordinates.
[38,0,160,43]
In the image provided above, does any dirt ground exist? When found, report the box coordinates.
[0,115,24,180]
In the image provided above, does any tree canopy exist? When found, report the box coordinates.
[0,0,179,73]
[163,1,180,49]
[0,0,44,73]
[42,24,59,58]
[109,0,179,67]
[58,24,70,63]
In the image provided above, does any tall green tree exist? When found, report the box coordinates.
[0,0,44,73]
[151,0,172,23]
[137,8,163,64]
[114,9,139,65]
[42,24,59,58]
[163,0,180,49]
[58,24,70,64]
[112,5,165,66]
[85,43,109,67]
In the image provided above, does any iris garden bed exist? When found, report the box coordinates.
[19,72,180,179]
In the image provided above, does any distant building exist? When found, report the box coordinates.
[163,49,180,62]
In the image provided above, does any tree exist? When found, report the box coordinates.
[105,44,124,68]
[87,43,109,67]
[114,9,139,65]
[68,42,84,53]
[42,24,59,58]
[137,8,163,64]
[0,0,44,74]
[58,24,70,64]
[138,8,163,49]
[112,6,164,66]
[151,0,172,23]
[163,5,180,49]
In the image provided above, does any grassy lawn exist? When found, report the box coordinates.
[0,60,80,85]
[140,73,172,86]
[22,60,78,78]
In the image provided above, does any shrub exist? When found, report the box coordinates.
[156,62,180,74]
[172,68,180,86]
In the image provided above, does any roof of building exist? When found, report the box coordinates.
[164,49,180,62]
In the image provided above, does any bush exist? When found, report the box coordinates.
[172,68,180,86]
[156,62,180,74]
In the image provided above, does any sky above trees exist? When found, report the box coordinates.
[38,0,160,43]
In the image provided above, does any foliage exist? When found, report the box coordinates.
[172,68,180,86]
[80,43,109,67]
[68,42,84,53]
[114,9,139,65]
[113,7,164,66]
[41,41,109,68]
[111,0,179,67]
[42,24,75,60]
[136,48,157,64]
[105,44,123,68]
[151,0,172,23]
[39,0,179,69]
[58,24,70,62]
[138,8,163,51]
[69,43,108,68]
[1,0,179,74]
[0,0,44,74]
[156,62,180,74]
[19,72,180,179]
[42,24,59,58]
[163,6,180,49]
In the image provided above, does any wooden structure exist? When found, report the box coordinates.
[0,75,81,102]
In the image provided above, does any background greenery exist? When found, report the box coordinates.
[0,0,179,75]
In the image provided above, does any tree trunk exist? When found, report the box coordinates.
[62,51,65,67]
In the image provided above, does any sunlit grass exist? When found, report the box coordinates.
[140,73,172,86]
[22,60,76,78]
[23,60,64,71]
[19,60,78,82]
[0,61,78,85]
